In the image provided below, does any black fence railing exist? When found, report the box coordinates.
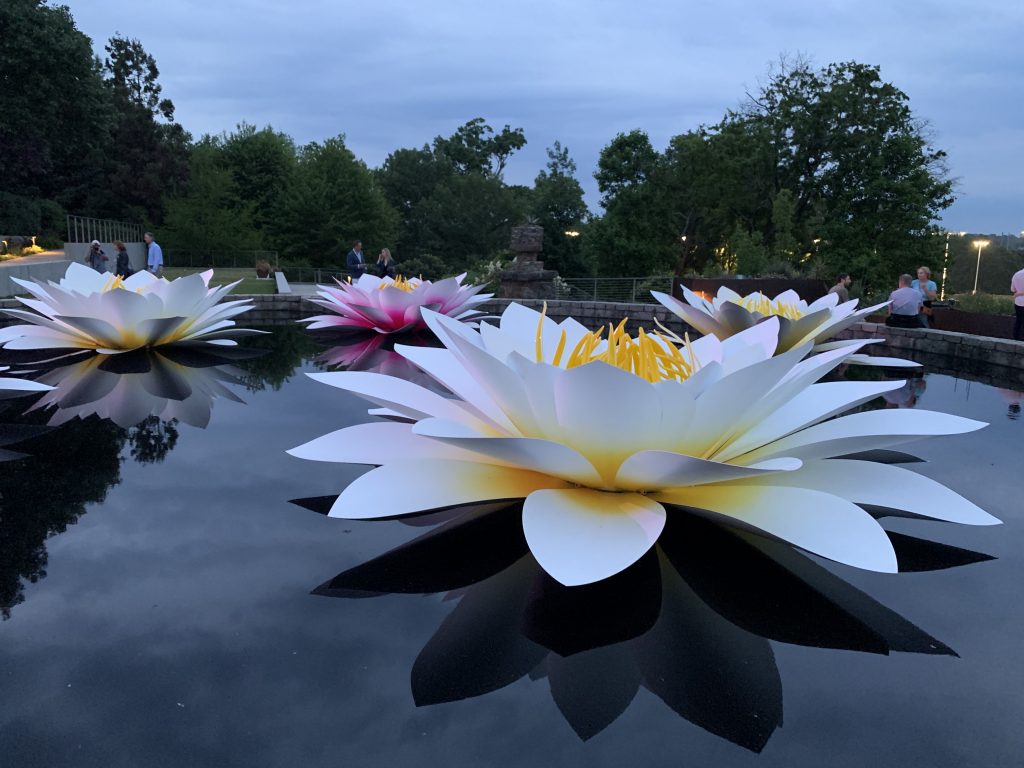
[164,250,279,269]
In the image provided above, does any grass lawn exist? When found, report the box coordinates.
[162,267,277,294]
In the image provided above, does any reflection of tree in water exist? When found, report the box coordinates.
[0,409,180,619]
[236,325,321,392]
[309,503,992,751]
[126,415,179,464]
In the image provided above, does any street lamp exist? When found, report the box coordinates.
[971,239,990,295]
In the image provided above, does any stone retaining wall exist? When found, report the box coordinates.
[835,322,1023,368]
[2,295,1023,375]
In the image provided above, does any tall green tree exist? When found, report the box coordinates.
[531,142,591,276]
[276,136,398,264]
[586,130,682,276]
[162,139,262,254]
[92,35,191,224]
[0,0,109,220]
[376,118,529,274]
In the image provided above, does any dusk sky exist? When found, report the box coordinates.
[70,0,1022,233]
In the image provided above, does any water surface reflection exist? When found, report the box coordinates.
[312,504,992,751]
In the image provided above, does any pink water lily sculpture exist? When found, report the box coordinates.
[300,273,491,334]
[652,286,913,367]
[290,303,998,587]
[0,263,261,354]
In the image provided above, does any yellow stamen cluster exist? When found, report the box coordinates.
[101,275,127,292]
[535,305,699,383]
[735,293,804,320]
[379,275,418,293]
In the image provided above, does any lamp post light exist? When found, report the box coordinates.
[971,239,990,295]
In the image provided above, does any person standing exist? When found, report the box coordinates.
[85,240,108,273]
[144,232,163,277]
[886,274,925,328]
[376,248,397,278]
[1012,264,1024,341]
[828,273,852,303]
[911,266,938,328]
[346,240,366,278]
[113,240,133,277]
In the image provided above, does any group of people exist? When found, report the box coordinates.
[829,268,936,329]
[886,266,938,328]
[345,240,397,279]
[84,232,164,278]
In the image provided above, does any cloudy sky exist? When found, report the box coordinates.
[69,0,1022,233]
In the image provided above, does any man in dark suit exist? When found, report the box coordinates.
[346,240,366,278]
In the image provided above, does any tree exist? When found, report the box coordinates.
[376,118,529,274]
[586,131,682,276]
[92,34,191,224]
[0,0,109,215]
[737,59,954,292]
[431,118,526,177]
[162,139,263,253]
[220,123,297,236]
[276,136,398,264]
[531,142,591,276]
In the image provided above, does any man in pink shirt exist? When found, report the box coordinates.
[1012,266,1024,341]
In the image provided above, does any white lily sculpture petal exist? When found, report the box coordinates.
[290,303,998,587]
[652,286,916,367]
[0,263,263,353]
[300,272,492,335]
[0,366,52,398]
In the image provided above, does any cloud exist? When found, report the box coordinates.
[68,0,1024,231]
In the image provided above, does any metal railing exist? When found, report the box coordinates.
[165,249,279,269]
[66,215,143,243]
[276,266,345,285]
[553,276,676,304]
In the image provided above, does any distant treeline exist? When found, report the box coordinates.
[6,0,1014,293]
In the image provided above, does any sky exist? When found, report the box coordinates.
[68,0,1023,233]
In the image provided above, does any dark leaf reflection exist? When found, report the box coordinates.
[312,507,993,751]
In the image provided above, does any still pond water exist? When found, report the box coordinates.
[1,328,1022,767]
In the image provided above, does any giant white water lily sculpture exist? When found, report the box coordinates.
[300,273,491,334]
[0,263,261,353]
[290,302,998,586]
[652,286,913,367]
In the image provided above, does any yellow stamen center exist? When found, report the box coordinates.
[735,293,804,320]
[535,302,699,383]
[378,275,417,292]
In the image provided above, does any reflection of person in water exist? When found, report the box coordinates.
[998,389,1022,420]
[882,377,927,408]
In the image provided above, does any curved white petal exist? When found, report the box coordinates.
[522,488,666,586]
[737,459,1002,526]
[740,409,987,463]
[615,452,800,490]
[287,421,478,464]
[413,419,604,485]
[330,460,566,519]
[654,484,898,572]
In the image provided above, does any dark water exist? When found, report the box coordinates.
[1,329,1022,768]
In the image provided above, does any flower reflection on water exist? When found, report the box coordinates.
[306,501,993,750]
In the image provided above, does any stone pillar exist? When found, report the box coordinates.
[497,224,558,300]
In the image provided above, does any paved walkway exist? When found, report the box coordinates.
[0,250,68,266]
[287,283,320,295]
